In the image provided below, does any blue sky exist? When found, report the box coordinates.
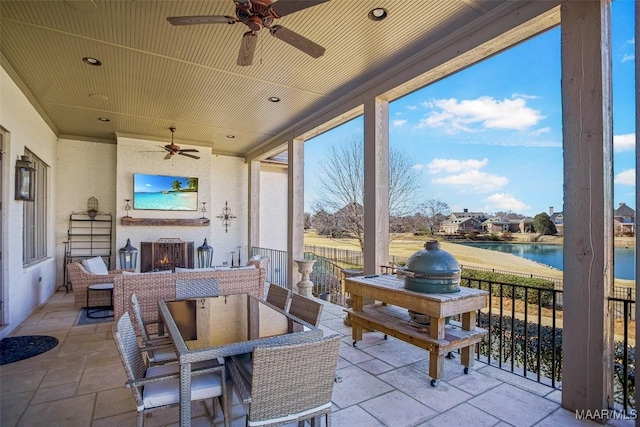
[305,1,636,217]
[133,173,194,193]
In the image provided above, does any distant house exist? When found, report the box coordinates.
[450,208,488,222]
[549,206,564,235]
[614,202,635,236]
[440,217,482,234]
[480,217,534,233]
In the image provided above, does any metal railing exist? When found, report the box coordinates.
[609,296,636,415]
[250,247,288,286]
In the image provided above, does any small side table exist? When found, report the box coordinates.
[87,283,114,318]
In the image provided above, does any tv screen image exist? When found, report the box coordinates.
[133,173,198,211]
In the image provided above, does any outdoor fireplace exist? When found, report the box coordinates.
[140,238,194,272]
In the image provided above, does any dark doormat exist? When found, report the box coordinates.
[74,308,114,326]
[0,335,59,365]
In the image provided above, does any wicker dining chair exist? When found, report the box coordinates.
[129,293,176,365]
[265,284,290,311]
[288,293,323,327]
[228,335,341,427]
[113,313,230,427]
[175,278,220,299]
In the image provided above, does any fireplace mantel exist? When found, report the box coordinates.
[121,218,210,226]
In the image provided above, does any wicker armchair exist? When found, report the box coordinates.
[113,313,229,427]
[228,335,341,427]
[67,262,132,309]
[265,284,290,311]
[288,293,323,327]
[130,293,176,365]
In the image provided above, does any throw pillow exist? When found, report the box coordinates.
[82,256,109,275]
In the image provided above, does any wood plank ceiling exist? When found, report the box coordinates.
[1,0,508,157]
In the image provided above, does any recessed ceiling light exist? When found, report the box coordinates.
[268,96,280,103]
[98,117,110,122]
[89,94,108,102]
[83,57,102,66]
[368,8,388,21]
[226,135,235,139]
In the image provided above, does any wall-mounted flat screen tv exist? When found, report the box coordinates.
[133,173,198,211]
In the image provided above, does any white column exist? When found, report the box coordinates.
[248,160,260,253]
[561,0,614,413]
[287,136,305,291]
[363,97,389,275]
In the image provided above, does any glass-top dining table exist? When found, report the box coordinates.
[158,293,324,427]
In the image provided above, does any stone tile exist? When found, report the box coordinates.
[17,310,47,325]
[94,387,138,419]
[468,383,558,427]
[13,321,75,335]
[359,390,436,426]
[338,342,375,365]
[408,354,468,382]
[56,332,108,357]
[1,370,47,395]
[332,365,394,408]
[67,324,97,336]
[545,389,562,404]
[85,346,122,369]
[331,405,386,427]
[95,321,115,332]
[447,370,502,395]
[361,339,429,368]
[77,362,127,395]
[341,331,388,349]
[31,383,79,405]
[321,302,347,316]
[18,394,95,427]
[417,402,499,427]
[476,364,555,396]
[319,324,343,337]
[0,390,35,427]
[91,411,138,427]
[321,318,353,336]
[336,356,352,370]
[41,365,85,388]
[535,408,602,426]
[358,358,394,375]
[0,354,87,377]
[377,366,472,413]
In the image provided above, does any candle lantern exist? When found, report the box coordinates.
[197,238,214,268]
[119,238,138,269]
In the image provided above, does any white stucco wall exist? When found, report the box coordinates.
[1,66,58,338]
[260,165,288,251]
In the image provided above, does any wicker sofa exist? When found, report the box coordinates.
[113,265,267,331]
[67,262,133,309]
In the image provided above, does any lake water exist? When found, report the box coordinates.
[457,242,636,280]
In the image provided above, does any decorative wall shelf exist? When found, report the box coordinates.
[121,218,210,226]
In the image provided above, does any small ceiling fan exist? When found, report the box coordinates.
[167,0,329,66]
[151,127,200,160]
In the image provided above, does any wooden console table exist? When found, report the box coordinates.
[345,274,488,386]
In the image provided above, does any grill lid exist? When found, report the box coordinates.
[397,240,461,293]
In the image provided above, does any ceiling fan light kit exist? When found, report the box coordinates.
[167,0,330,66]
[149,127,201,160]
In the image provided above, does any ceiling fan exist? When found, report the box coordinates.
[167,0,329,66]
[155,127,200,160]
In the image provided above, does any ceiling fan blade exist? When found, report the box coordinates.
[179,152,201,160]
[270,25,325,58]
[164,152,173,160]
[167,15,236,26]
[237,32,258,66]
[179,149,199,153]
[270,0,329,17]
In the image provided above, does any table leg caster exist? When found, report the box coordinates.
[352,341,357,347]
[464,367,469,374]
[430,379,438,387]
[383,334,388,340]
[446,352,455,359]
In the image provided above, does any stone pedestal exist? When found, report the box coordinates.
[295,259,316,297]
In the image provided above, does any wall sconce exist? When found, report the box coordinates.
[15,155,36,201]
[197,238,214,268]
[87,196,99,219]
[119,238,138,269]
[124,199,131,218]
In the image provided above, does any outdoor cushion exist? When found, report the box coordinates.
[122,270,173,275]
[82,257,109,275]
[174,267,218,272]
[143,363,222,409]
[146,346,177,364]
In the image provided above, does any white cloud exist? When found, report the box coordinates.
[431,169,508,192]
[484,193,531,211]
[427,158,488,174]
[627,38,635,45]
[412,164,425,170]
[418,96,544,133]
[512,93,540,100]
[406,105,418,110]
[392,119,408,127]
[614,133,635,151]
[622,53,635,63]
[146,184,152,187]
[615,169,636,185]
[528,127,551,137]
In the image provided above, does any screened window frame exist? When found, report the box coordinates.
[22,149,48,265]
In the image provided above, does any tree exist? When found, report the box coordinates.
[420,199,451,233]
[171,180,182,191]
[311,138,422,250]
[187,177,198,191]
[533,212,557,235]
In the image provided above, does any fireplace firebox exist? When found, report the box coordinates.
[140,238,194,272]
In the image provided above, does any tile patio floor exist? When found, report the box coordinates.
[0,290,631,427]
